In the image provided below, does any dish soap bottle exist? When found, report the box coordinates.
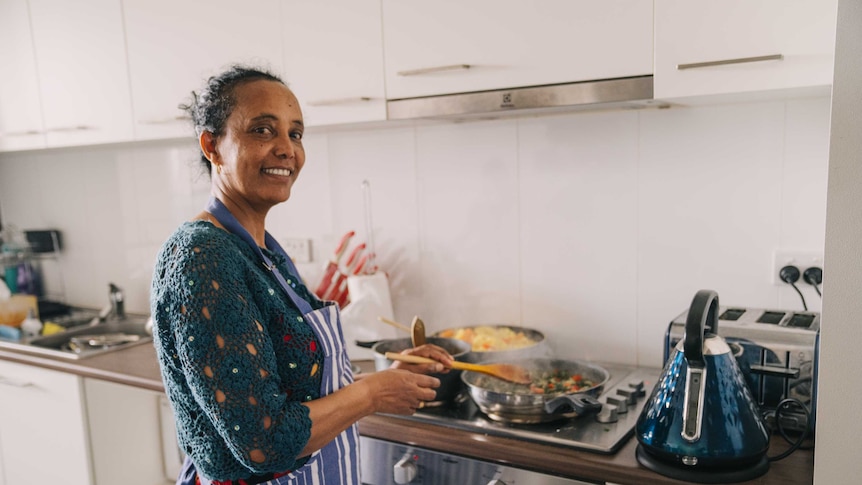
[20,309,43,339]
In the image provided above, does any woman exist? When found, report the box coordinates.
[150,65,452,485]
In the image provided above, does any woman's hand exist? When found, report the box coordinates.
[360,369,440,414]
[390,343,455,374]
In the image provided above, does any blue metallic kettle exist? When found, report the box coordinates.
[636,290,770,478]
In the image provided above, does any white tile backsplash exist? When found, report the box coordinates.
[518,110,640,364]
[415,119,521,330]
[0,97,831,366]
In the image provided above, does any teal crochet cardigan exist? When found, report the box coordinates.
[151,221,325,481]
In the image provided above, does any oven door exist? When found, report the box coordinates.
[360,436,594,485]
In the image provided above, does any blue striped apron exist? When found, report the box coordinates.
[177,197,360,485]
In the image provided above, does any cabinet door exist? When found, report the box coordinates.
[0,0,46,152]
[381,0,653,99]
[85,379,170,485]
[654,0,838,100]
[29,0,134,147]
[123,0,284,141]
[282,0,386,126]
[0,361,91,485]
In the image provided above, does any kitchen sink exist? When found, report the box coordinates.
[0,318,153,360]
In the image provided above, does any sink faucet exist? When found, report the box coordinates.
[90,283,126,325]
[109,283,126,320]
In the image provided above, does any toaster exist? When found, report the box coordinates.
[665,305,819,434]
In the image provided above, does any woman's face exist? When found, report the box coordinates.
[207,79,305,212]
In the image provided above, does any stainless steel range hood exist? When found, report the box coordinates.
[386,75,664,121]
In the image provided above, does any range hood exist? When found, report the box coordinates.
[386,75,666,121]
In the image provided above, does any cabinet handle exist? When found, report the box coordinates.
[46,125,96,133]
[3,126,96,136]
[677,54,783,70]
[306,97,372,107]
[139,115,192,125]
[397,64,472,76]
[0,375,36,388]
[0,129,47,137]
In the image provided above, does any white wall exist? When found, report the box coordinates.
[0,97,831,366]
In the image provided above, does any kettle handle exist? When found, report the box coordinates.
[684,290,720,367]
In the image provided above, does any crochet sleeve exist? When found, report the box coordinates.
[165,234,311,474]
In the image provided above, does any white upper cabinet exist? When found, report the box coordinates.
[123,0,284,141]
[281,0,387,127]
[29,0,134,147]
[0,0,46,152]
[654,0,839,100]
[381,0,653,100]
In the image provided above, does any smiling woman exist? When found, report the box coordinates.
[150,65,452,485]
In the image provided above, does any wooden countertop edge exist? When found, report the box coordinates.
[358,413,814,485]
[359,413,667,485]
[0,344,165,392]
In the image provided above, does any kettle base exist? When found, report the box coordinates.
[636,444,769,484]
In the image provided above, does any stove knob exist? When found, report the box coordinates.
[628,379,646,397]
[486,480,508,485]
[595,404,619,423]
[616,388,637,404]
[393,456,417,484]
[605,394,628,414]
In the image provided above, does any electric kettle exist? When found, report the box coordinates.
[636,290,770,482]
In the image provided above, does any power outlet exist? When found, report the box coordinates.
[772,250,823,285]
[282,238,312,263]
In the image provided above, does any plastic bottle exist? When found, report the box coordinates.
[20,308,43,339]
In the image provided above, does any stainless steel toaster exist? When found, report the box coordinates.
[665,305,819,434]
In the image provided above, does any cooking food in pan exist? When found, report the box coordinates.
[436,325,538,351]
[462,358,610,423]
[473,367,597,395]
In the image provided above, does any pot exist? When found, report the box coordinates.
[635,290,770,479]
[371,337,472,402]
[433,324,552,363]
[461,357,608,423]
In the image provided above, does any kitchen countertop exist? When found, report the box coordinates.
[0,345,814,485]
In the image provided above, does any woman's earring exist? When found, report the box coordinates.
[216,164,222,175]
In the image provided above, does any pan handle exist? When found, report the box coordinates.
[544,394,603,416]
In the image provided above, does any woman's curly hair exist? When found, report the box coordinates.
[180,65,285,174]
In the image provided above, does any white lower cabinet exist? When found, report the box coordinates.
[85,379,174,485]
[0,362,174,485]
[0,361,92,485]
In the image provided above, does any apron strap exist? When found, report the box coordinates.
[205,196,314,315]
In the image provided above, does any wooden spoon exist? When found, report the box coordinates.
[411,316,427,347]
[377,316,410,332]
[384,352,532,385]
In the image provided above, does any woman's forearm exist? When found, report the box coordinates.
[297,369,440,458]
[299,380,374,457]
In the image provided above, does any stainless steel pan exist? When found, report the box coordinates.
[433,324,552,363]
[461,358,610,423]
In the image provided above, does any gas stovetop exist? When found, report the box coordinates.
[387,363,662,454]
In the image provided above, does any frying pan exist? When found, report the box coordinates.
[461,357,610,423]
